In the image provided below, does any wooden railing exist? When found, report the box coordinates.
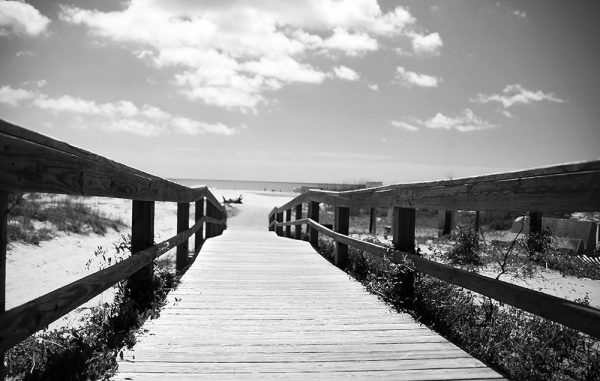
[0,120,227,356]
[268,160,600,339]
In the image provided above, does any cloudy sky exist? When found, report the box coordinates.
[1,0,598,184]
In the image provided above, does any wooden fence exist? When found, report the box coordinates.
[0,120,227,360]
[268,160,600,339]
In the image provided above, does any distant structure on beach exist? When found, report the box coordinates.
[297,181,382,193]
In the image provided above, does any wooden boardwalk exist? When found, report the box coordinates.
[114,229,503,380]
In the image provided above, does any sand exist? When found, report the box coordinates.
[6,188,600,330]
[5,189,295,328]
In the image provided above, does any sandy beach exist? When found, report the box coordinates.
[5,189,296,328]
[6,188,600,331]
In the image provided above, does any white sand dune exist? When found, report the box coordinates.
[5,189,294,329]
[6,188,599,330]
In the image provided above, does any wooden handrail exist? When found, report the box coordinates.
[0,121,227,356]
[0,119,224,208]
[0,215,227,353]
[274,218,600,339]
[269,160,600,339]
[269,160,600,214]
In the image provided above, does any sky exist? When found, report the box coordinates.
[0,0,599,184]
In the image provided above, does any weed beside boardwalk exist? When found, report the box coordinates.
[316,235,600,380]
[5,236,179,380]
[7,194,126,245]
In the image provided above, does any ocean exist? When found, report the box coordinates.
[170,179,323,193]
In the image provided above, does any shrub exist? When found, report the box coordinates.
[6,236,179,380]
[447,226,482,267]
[316,235,600,380]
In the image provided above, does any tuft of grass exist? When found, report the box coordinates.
[447,226,482,267]
[7,194,126,245]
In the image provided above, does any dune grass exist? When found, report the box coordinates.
[7,194,127,245]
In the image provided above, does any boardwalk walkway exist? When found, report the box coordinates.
[114,228,503,380]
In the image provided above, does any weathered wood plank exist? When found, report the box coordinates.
[268,160,600,213]
[0,192,6,379]
[334,206,349,269]
[129,200,155,308]
[0,217,206,353]
[294,204,302,240]
[275,218,600,338]
[177,202,190,271]
[0,121,228,213]
[116,230,502,380]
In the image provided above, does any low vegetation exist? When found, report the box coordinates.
[315,221,600,380]
[6,235,179,380]
[7,193,126,245]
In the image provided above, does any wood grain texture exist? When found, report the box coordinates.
[268,160,600,214]
[0,217,210,353]
[0,121,226,213]
[114,229,502,380]
[274,218,600,339]
[177,202,190,271]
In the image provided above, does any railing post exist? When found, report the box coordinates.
[530,212,542,234]
[285,209,292,238]
[129,200,155,310]
[176,202,189,272]
[0,192,7,380]
[437,210,456,237]
[393,207,416,253]
[206,201,217,239]
[369,207,376,234]
[309,201,319,247]
[276,211,283,236]
[195,198,205,254]
[474,211,481,232]
[334,206,350,269]
[295,204,303,240]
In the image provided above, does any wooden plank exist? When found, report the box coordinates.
[295,204,302,240]
[275,211,283,236]
[195,199,205,254]
[393,207,415,253]
[308,201,319,247]
[0,217,205,353]
[116,230,502,380]
[285,209,291,238]
[369,207,376,234]
[269,160,600,213]
[129,201,155,308]
[437,210,455,237]
[280,218,600,339]
[177,202,190,271]
[0,192,6,380]
[334,206,349,269]
[530,212,542,234]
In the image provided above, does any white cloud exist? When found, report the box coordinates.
[395,66,441,88]
[0,85,241,136]
[333,65,360,81]
[472,84,565,110]
[0,85,36,106]
[320,28,378,56]
[513,10,527,21]
[409,32,443,55]
[399,109,495,132]
[368,83,379,91]
[59,1,440,112]
[422,109,495,132]
[391,120,419,131]
[16,49,35,57]
[0,1,50,37]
